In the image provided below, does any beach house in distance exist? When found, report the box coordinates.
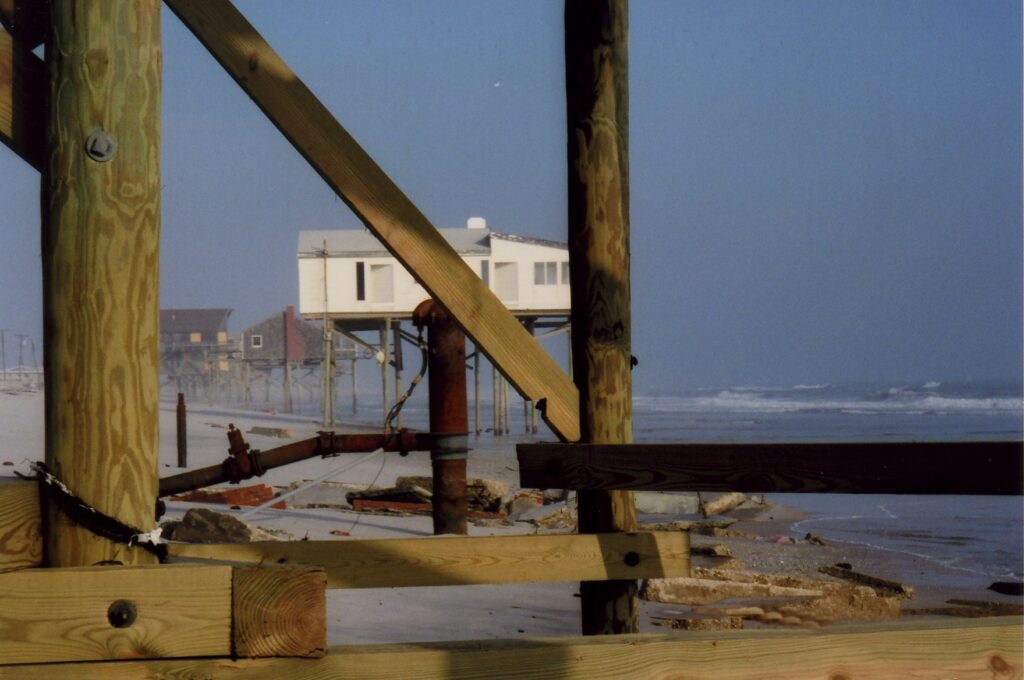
[297,217,570,433]
[297,217,570,321]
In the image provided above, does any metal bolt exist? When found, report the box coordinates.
[623,551,640,567]
[107,599,137,628]
[85,129,117,162]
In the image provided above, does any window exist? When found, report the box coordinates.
[189,332,201,343]
[495,262,518,302]
[217,331,227,344]
[534,261,558,285]
[355,262,365,301]
[480,259,489,286]
[370,263,394,303]
[251,334,263,349]
[561,261,570,285]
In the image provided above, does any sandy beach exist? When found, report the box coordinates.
[1,385,1019,644]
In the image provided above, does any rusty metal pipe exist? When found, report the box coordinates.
[414,300,469,535]
[159,429,429,497]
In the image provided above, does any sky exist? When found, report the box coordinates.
[0,0,1021,393]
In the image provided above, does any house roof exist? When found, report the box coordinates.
[297,228,567,258]
[160,308,232,334]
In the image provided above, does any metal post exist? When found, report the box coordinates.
[380,318,391,428]
[413,300,468,536]
[473,343,481,436]
[176,392,188,468]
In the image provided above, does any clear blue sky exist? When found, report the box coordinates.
[1,0,1020,392]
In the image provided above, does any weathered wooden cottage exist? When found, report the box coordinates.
[159,308,233,383]
[297,218,571,320]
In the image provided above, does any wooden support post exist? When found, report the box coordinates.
[566,0,636,635]
[0,22,45,170]
[0,479,42,571]
[491,362,499,434]
[0,563,327,664]
[42,0,161,567]
[176,392,188,468]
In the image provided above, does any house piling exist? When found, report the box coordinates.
[42,0,162,567]
[566,0,638,634]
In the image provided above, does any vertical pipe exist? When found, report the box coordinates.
[413,300,468,535]
[176,392,188,468]
[393,321,403,429]
[43,0,162,566]
[380,318,390,428]
[502,375,510,435]
[566,0,637,634]
[351,357,357,414]
[473,343,481,436]
[491,361,498,434]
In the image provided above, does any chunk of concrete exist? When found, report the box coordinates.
[635,492,700,515]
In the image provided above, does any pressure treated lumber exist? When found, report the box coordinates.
[0,26,44,169]
[43,0,162,566]
[233,566,327,658]
[518,441,1024,494]
[6,617,1021,680]
[0,478,41,571]
[169,531,689,589]
[163,0,580,442]
[566,0,637,635]
[0,564,232,664]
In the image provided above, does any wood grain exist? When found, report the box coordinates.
[233,566,327,658]
[169,532,690,589]
[163,0,580,442]
[42,0,162,566]
[0,479,41,571]
[566,0,637,635]
[0,25,45,169]
[0,564,232,664]
[518,441,1024,494]
[5,617,1020,679]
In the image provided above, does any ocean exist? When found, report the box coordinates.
[328,378,1024,584]
[630,380,1023,584]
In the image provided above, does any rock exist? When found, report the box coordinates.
[988,581,1024,596]
[247,426,292,438]
[805,532,827,545]
[635,492,700,515]
[700,492,748,518]
[396,476,508,512]
[819,563,914,599]
[650,616,743,631]
[164,507,253,544]
[690,543,733,558]
[507,496,543,521]
[640,577,825,605]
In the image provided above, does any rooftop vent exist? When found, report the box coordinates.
[467,216,487,230]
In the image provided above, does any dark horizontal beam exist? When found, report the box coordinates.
[517,441,1023,495]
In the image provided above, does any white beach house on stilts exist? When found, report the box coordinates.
[296,218,571,433]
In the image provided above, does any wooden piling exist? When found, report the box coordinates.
[566,0,637,634]
[42,0,162,566]
[176,393,188,468]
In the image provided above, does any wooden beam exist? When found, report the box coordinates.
[0,564,232,665]
[565,0,636,635]
[232,566,327,658]
[6,618,1021,679]
[0,26,45,169]
[168,532,690,589]
[42,0,162,566]
[0,478,41,572]
[0,563,326,665]
[517,441,1024,494]
[162,0,581,442]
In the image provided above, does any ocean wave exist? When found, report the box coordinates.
[633,390,1023,415]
